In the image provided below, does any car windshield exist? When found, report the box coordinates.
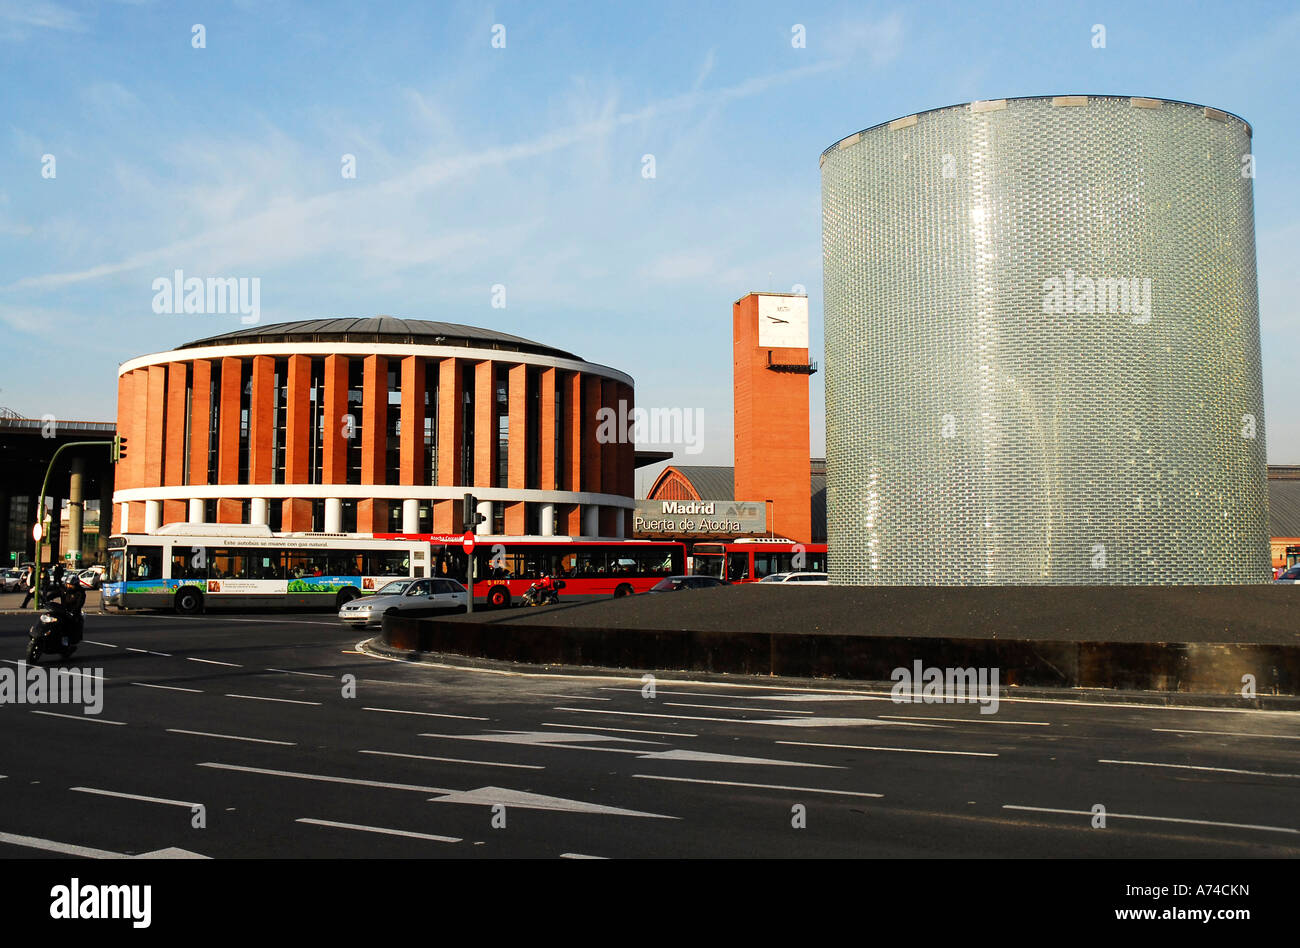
[373,580,414,596]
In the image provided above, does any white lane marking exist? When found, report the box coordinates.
[70,787,201,808]
[168,728,296,746]
[224,694,321,706]
[133,682,203,694]
[126,647,172,657]
[560,852,607,859]
[296,818,460,844]
[363,706,489,721]
[777,740,999,758]
[1098,759,1300,779]
[421,730,664,746]
[553,707,945,728]
[665,702,816,714]
[878,715,1049,727]
[600,687,889,702]
[541,722,697,738]
[427,786,678,819]
[266,668,334,679]
[361,750,543,770]
[1152,728,1300,740]
[1002,805,1299,836]
[0,831,125,859]
[188,658,242,667]
[633,774,883,799]
[198,762,454,795]
[521,693,611,701]
[82,640,119,648]
[30,710,125,726]
[638,749,842,768]
[128,614,338,626]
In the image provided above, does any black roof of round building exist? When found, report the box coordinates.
[177,316,580,361]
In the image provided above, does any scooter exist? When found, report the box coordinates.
[27,597,81,664]
[522,580,564,607]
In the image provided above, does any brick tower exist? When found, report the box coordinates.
[732,292,814,544]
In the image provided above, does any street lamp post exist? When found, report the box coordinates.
[30,440,113,611]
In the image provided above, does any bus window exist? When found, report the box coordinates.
[365,550,411,576]
[209,550,246,579]
[729,552,752,580]
[325,551,364,577]
[127,546,163,580]
[247,549,284,580]
[108,549,125,584]
[556,553,577,578]
[285,552,328,579]
[576,549,607,575]
[172,547,209,580]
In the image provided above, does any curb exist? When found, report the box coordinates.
[358,638,1300,712]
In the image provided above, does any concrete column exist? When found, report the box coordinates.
[475,499,492,536]
[582,504,600,538]
[613,508,625,539]
[188,498,205,522]
[324,498,342,533]
[98,477,112,560]
[68,457,85,565]
[144,499,161,534]
[402,498,419,534]
[47,491,63,566]
[540,503,555,537]
[250,498,269,525]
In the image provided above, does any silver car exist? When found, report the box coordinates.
[338,577,468,627]
[0,569,23,592]
[757,572,830,585]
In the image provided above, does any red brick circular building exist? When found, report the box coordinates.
[112,317,636,538]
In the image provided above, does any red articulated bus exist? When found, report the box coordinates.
[690,538,828,583]
[375,535,686,608]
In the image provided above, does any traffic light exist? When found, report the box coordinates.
[111,435,128,464]
[463,493,487,530]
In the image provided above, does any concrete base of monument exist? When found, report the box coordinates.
[377,584,1300,700]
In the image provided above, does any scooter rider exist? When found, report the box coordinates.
[48,572,86,645]
[536,573,558,604]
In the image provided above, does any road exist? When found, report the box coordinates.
[0,609,1297,859]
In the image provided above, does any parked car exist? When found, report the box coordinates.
[338,577,468,627]
[1275,565,1300,584]
[646,575,725,593]
[757,572,830,585]
[0,569,23,592]
[76,567,103,589]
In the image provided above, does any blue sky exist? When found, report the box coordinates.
[1,0,1297,492]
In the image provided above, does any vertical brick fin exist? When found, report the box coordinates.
[399,356,426,486]
[508,364,527,489]
[284,355,311,484]
[164,363,187,488]
[321,355,348,484]
[581,375,602,494]
[217,358,242,485]
[144,365,166,490]
[474,361,493,488]
[361,354,387,486]
[540,367,557,491]
[282,498,312,532]
[617,382,635,498]
[565,372,582,494]
[115,372,134,493]
[248,355,275,485]
[437,358,463,488]
[599,379,618,497]
[189,360,212,486]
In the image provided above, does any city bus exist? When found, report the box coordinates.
[377,535,687,608]
[104,524,431,614]
[690,539,828,583]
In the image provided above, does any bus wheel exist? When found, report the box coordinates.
[614,584,634,598]
[175,587,204,615]
[488,587,509,608]
[336,588,360,609]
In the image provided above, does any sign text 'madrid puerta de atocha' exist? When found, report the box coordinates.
[633,500,767,535]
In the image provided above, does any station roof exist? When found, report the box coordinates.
[176,316,580,361]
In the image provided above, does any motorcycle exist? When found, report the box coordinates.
[522,579,565,607]
[27,597,82,664]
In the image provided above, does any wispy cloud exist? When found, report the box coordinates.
[0,0,86,39]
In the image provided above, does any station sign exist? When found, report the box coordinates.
[633,500,766,535]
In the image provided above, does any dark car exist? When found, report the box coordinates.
[647,575,725,593]
[1275,565,1300,584]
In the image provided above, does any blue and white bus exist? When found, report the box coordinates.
[104,524,431,614]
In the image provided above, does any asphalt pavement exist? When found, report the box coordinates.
[0,608,1297,859]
